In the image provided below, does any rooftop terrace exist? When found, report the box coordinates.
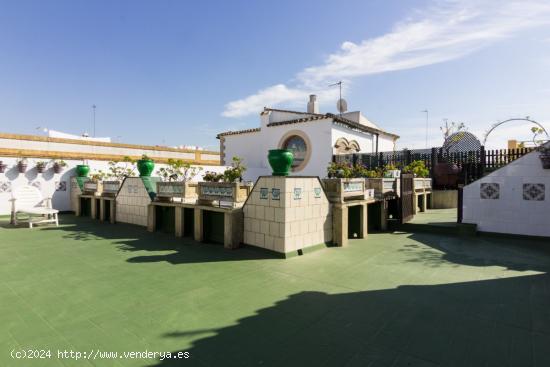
[2,215,550,366]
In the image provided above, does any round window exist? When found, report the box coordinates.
[283,135,307,170]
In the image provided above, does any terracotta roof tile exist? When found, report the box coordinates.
[217,127,261,138]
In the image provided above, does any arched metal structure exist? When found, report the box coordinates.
[483,117,549,145]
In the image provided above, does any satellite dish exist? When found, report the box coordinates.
[336,98,348,113]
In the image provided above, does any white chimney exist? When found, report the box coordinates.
[307,94,319,114]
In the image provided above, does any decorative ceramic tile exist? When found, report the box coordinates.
[343,182,363,193]
[29,181,41,190]
[314,187,322,198]
[201,185,233,197]
[523,183,545,201]
[271,188,280,200]
[127,184,138,194]
[480,183,499,199]
[0,181,11,193]
[55,181,67,191]
[260,188,268,200]
[293,188,302,200]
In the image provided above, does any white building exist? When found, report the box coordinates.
[218,95,399,180]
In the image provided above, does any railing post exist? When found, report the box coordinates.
[430,147,437,177]
[480,145,486,177]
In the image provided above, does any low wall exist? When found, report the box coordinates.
[430,190,457,209]
[462,149,550,237]
[0,155,226,215]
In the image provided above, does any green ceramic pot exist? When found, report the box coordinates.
[76,164,90,177]
[137,159,155,177]
[268,149,294,176]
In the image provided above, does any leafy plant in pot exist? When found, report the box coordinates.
[0,161,7,173]
[53,160,67,173]
[203,171,224,182]
[17,157,28,173]
[137,154,155,177]
[222,156,246,182]
[108,156,136,180]
[36,161,47,173]
[157,159,202,182]
[76,161,90,177]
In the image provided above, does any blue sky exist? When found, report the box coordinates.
[1,0,550,150]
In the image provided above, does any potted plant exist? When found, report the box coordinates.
[383,163,401,178]
[0,161,7,173]
[156,159,202,202]
[137,154,155,177]
[36,161,47,173]
[107,156,136,180]
[531,127,550,169]
[17,157,28,173]
[268,149,294,176]
[203,171,224,182]
[83,170,107,194]
[404,160,432,191]
[53,160,67,174]
[198,157,251,206]
[76,161,90,177]
[324,162,370,202]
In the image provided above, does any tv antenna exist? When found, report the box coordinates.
[92,104,97,137]
[329,81,347,115]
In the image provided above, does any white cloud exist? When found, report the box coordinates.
[222,0,550,118]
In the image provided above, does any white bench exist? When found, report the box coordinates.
[10,185,59,228]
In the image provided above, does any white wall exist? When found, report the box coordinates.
[223,119,334,180]
[331,124,376,153]
[377,134,397,152]
[462,149,550,237]
[0,156,227,215]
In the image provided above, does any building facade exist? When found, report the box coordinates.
[218,95,399,180]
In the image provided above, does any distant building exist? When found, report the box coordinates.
[47,129,112,143]
[217,95,399,180]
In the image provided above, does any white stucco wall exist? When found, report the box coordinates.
[462,149,550,237]
[377,134,397,152]
[330,125,376,153]
[0,156,226,215]
[223,119,334,180]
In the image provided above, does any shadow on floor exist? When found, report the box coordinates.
[39,215,279,264]
[402,231,550,272]
[150,274,550,367]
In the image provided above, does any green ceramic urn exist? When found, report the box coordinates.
[137,159,155,177]
[75,164,90,177]
[268,149,294,176]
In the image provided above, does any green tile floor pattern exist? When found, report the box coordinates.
[1,215,550,367]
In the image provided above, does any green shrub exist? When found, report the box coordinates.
[403,160,429,177]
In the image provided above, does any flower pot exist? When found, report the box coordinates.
[17,162,27,173]
[540,153,550,169]
[268,149,294,176]
[0,162,6,173]
[137,159,155,177]
[53,163,64,174]
[76,164,90,177]
[36,164,46,173]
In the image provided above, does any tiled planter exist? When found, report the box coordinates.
[413,178,432,191]
[82,181,102,196]
[198,182,252,207]
[322,178,367,203]
[102,181,121,197]
[366,178,398,198]
[156,181,198,202]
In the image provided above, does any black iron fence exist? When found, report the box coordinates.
[333,146,534,188]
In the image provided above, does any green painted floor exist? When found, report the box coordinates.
[1,215,550,367]
[409,208,457,226]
